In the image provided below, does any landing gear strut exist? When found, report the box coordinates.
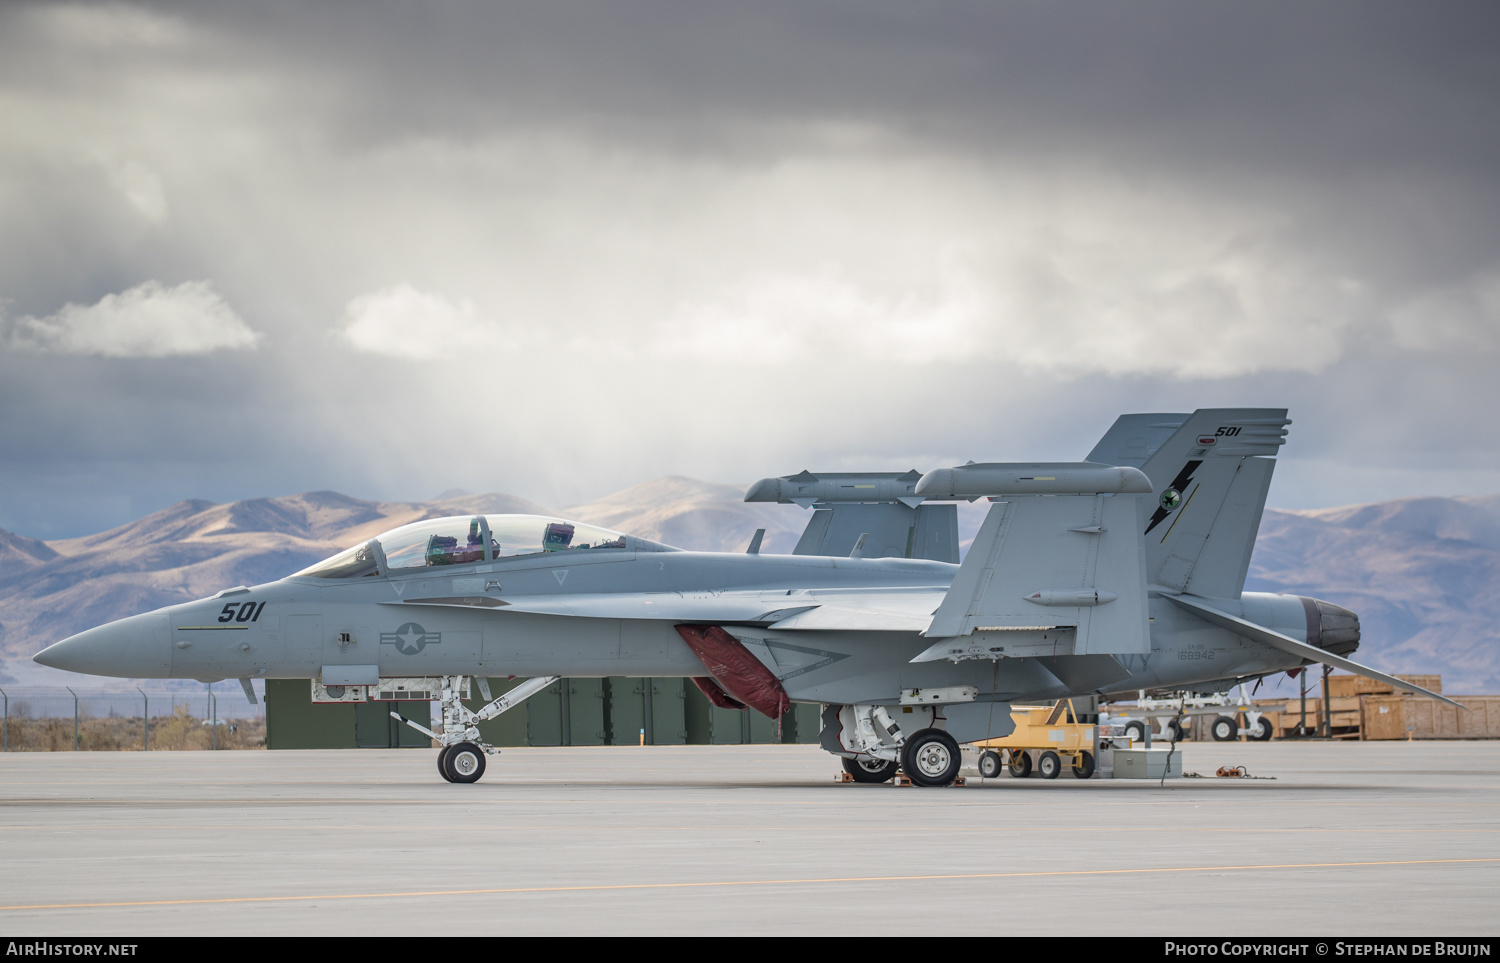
[392,674,559,784]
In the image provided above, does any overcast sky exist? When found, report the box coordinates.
[2,1,1497,538]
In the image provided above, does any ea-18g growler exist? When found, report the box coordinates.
[35,408,1452,786]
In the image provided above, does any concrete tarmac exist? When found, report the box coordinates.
[1,740,1498,936]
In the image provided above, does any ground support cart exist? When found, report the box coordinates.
[1105,685,1283,743]
[969,700,1104,779]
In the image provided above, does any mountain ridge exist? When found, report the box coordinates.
[3,482,1498,693]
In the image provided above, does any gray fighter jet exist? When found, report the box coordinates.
[35,408,1454,786]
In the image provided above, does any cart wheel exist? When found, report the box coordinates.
[1008,749,1032,778]
[978,750,1004,779]
[437,746,455,782]
[1167,719,1187,742]
[1038,750,1061,779]
[842,756,898,783]
[1211,716,1238,741]
[1072,750,1096,779]
[1249,717,1274,741]
[1124,720,1148,745]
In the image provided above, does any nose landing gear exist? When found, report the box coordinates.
[392,674,559,784]
[444,742,486,783]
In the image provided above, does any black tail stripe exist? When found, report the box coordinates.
[1144,460,1203,535]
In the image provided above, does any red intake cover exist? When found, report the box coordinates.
[690,676,747,710]
[675,624,791,719]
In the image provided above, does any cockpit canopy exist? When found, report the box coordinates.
[293,514,647,579]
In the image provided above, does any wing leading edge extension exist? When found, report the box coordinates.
[386,588,943,631]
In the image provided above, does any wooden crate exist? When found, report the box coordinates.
[1361,696,1406,740]
[1329,674,1442,698]
[1328,675,1360,699]
[1272,707,1360,735]
[1286,696,1361,714]
[1360,694,1500,740]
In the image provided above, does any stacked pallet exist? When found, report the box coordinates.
[1264,696,1362,739]
[1258,674,1500,740]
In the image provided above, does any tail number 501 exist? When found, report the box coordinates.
[218,601,266,623]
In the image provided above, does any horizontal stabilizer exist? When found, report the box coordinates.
[1165,594,1462,708]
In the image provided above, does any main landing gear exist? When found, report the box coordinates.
[901,729,962,787]
[392,674,558,784]
[842,756,900,784]
[837,729,964,788]
[826,704,966,788]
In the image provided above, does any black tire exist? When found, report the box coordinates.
[1009,750,1032,778]
[444,742,487,783]
[900,728,962,787]
[1249,716,1274,741]
[1211,716,1238,741]
[978,750,1004,780]
[1166,719,1187,742]
[1072,750,1096,779]
[842,756,898,783]
[1124,720,1148,745]
[437,746,455,782]
[1038,750,1061,780]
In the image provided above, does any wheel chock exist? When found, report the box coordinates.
[835,771,854,783]
[888,773,967,788]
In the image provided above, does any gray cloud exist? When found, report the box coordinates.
[6,280,258,357]
[0,1,1497,536]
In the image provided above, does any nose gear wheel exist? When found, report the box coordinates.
[444,742,486,783]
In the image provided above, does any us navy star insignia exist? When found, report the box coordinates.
[380,621,440,655]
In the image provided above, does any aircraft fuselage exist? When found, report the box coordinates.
[36,546,1314,706]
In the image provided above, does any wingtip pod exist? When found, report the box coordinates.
[743,470,931,507]
[914,462,1153,498]
[743,478,781,503]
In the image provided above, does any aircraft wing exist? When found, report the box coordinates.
[756,589,941,631]
[1165,593,1463,708]
[388,588,943,631]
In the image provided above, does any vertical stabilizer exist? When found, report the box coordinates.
[1137,408,1289,599]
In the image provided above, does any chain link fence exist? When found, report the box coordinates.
[0,681,266,751]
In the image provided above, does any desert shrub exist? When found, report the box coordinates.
[1,703,265,751]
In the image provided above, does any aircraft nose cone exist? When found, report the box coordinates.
[33,612,172,678]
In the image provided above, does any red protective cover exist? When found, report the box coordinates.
[676,624,791,718]
[690,676,747,711]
